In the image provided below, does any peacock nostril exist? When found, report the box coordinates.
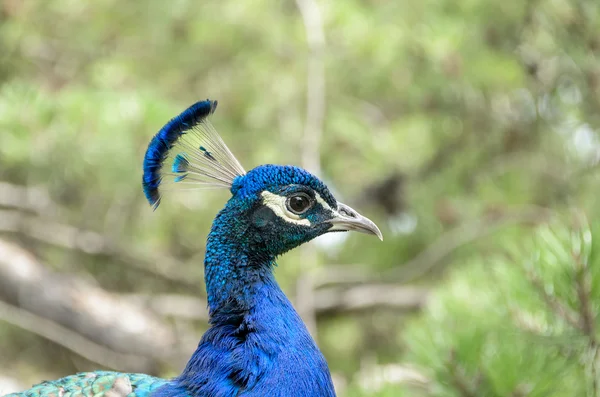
[339,207,357,218]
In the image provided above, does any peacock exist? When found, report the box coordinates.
[6,100,382,397]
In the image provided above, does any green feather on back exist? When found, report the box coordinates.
[3,371,166,397]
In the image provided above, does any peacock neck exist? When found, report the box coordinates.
[204,204,277,318]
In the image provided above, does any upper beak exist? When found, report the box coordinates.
[327,202,383,241]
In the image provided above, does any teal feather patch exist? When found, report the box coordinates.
[5,371,168,397]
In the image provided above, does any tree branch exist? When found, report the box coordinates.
[575,253,596,344]
[295,0,326,337]
[295,0,325,175]
[0,208,198,288]
[383,207,551,283]
[0,181,59,216]
[0,375,24,396]
[0,239,190,371]
[125,285,428,320]
[0,300,155,373]
[314,284,428,314]
[447,350,478,397]
[574,250,599,396]
[526,268,581,330]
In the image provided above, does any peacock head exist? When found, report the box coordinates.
[142,100,381,256]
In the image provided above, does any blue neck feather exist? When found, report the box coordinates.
[153,198,336,397]
[204,202,274,316]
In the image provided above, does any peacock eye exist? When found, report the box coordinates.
[286,193,313,215]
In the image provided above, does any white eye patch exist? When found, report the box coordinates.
[260,190,334,226]
[261,191,311,226]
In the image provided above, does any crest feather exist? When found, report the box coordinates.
[142,100,246,209]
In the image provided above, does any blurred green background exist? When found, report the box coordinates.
[0,0,599,395]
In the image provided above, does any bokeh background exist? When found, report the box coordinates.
[1,0,600,395]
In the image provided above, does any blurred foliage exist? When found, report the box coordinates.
[0,0,599,395]
[403,215,598,395]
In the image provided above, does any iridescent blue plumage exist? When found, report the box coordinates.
[12,100,382,397]
[142,100,217,208]
[231,164,336,206]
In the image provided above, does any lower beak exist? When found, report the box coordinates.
[327,202,383,241]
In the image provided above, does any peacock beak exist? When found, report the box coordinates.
[327,202,383,241]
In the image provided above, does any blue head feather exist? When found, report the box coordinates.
[231,164,336,208]
[142,100,218,209]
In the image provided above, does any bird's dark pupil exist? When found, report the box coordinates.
[291,196,308,212]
